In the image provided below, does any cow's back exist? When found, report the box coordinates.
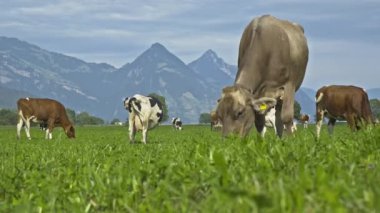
[316,85,373,120]
[130,95,163,130]
[17,98,65,121]
[236,15,308,96]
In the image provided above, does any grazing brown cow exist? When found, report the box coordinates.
[215,15,309,138]
[315,85,374,138]
[299,114,310,128]
[16,98,75,140]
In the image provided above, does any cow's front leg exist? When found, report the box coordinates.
[346,114,357,132]
[281,87,296,136]
[46,119,54,139]
[275,101,284,137]
[255,113,266,137]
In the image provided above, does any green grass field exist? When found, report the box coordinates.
[1,124,379,212]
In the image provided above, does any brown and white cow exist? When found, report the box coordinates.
[16,98,75,140]
[215,15,309,138]
[315,85,374,138]
[124,94,163,144]
[299,114,310,128]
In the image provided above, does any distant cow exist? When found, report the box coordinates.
[172,117,183,130]
[215,15,308,138]
[124,94,163,144]
[16,98,75,140]
[299,114,310,128]
[315,85,374,138]
[210,110,222,131]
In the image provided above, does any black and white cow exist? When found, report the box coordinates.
[124,94,163,144]
[261,107,276,137]
[262,107,297,136]
[172,117,183,130]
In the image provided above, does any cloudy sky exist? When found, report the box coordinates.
[0,0,379,90]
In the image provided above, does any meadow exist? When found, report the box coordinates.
[0,124,379,212]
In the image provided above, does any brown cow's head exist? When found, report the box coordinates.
[215,86,276,137]
[66,125,75,138]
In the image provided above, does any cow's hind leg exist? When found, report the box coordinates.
[141,121,149,144]
[316,110,324,139]
[16,115,24,140]
[327,118,336,135]
[45,129,53,140]
[129,128,136,143]
[24,119,32,140]
[129,120,136,143]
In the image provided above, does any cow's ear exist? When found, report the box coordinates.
[251,97,277,114]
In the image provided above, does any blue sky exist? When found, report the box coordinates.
[0,0,379,90]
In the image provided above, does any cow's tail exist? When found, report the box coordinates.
[315,92,324,103]
[361,91,375,124]
[130,98,141,113]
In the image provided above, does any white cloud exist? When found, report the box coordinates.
[0,21,27,28]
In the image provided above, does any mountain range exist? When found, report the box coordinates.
[1,36,378,123]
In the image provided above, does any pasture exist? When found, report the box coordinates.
[0,124,379,212]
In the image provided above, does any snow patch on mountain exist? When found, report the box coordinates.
[13,69,31,78]
[128,68,142,77]
[159,77,166,87]
[157,62,167,69]
[62,85,98,101]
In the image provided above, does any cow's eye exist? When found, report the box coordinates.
[236,110,244,118]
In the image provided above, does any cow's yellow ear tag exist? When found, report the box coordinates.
[259,103,267,111]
